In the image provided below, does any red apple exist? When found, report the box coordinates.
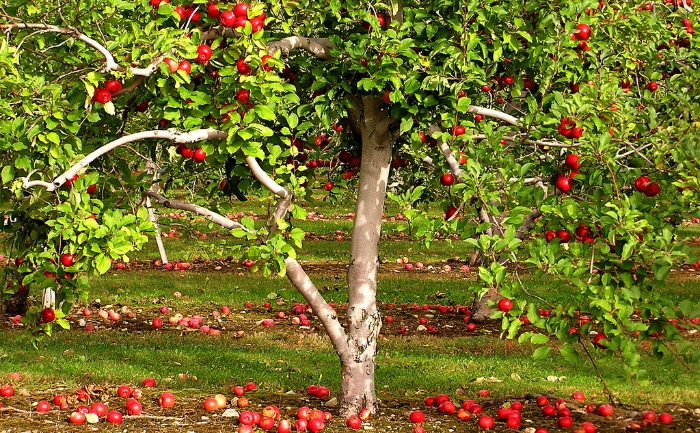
[0,384,14,397]
[346,415,362,429]
[126,399,142,415]
[576,23,591,40]
[196,45,213,63]
[40,308,56,323]
[478,415,495,429]
[409,410,425,423]
[159,392,176,408]
[581,421,597,433]
[440,173,455,186]
[106,410,123,424]
[498,298,513,312]
[556,176,572,192]
[658,413,672,424]
[597,404,613,417]
[60,253,75,267]
[69,411,86,424]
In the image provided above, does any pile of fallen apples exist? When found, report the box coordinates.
[0,375,682,432]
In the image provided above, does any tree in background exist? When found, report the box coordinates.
[1,0,699,419]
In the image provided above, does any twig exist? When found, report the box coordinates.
[128,414,184,421]
[579,340,617,406]
[0,405,32,414]
[514,268,555,308]
[655,337,692,371]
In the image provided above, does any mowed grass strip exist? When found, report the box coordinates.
[0,325,698,408]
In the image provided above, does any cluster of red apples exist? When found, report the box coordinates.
[555,153,582,193]
[208,2,266,32]
[175,143,207,162]
[92,79,122,104]
[406,390,673,432]
[0,379,181,425]
[231,403,332,433]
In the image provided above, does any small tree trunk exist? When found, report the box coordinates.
[0,288,29,316]
[341,96,393,417]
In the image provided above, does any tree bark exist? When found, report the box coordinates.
[341,96,393,417]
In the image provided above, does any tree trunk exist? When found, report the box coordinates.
[340,96,393,417]
[0,285,29,316]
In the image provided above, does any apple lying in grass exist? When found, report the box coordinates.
[581,421,597,433]
[0,384,14,397]
[597,404,613,417]
[658,413,672,424]
[69,411,86,424]
[126,399,142,415]
[159,392,176,408]
[106,410,123,424]
[36,400,51,412]
[346,415,362,429]
[90,402,107,417]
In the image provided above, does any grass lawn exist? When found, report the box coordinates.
[1,198,699,432]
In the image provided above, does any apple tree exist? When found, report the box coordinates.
[2,0,700,419]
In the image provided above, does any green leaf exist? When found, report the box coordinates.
[95,254,111,275]
[55,318,70,330]
[255,105,276,121]
[559,345,580,362]
[103,101,116,115]
[532,346,551,360]
[400,117,413,135]
[1,165,15,184]
[530,334,549,345]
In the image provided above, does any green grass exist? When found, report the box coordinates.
[2,198,700,423]
[1,325,698,408]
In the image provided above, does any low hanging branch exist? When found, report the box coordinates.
[21,128,228,191]
[143,191,254,234]
[0,23,164,76]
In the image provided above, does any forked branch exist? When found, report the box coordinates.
[144,191,254,234]
[21,128,227,191]
[0,23,164,76]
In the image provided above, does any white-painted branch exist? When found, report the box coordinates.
[508,176,544,185]
[244,156,291,198]
[19,169,54,190]
[0,23,165,76]
[146,195,169,263]
[144,158,169,264]
[1,23,120,72]
[438,141,464,178]
[267,36,335,60]
[50,129,227,189]
[468,105,519,126]
[614,142,653,159]
[285,257,349,355]
[144,191,253,233]
[268,195,293,238]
